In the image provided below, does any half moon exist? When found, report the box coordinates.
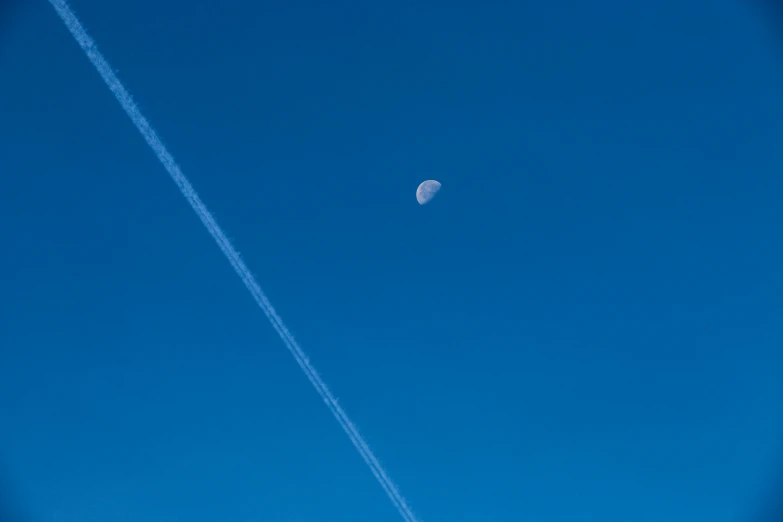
[416,180,441,205]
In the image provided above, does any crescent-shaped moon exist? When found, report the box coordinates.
[416,180,441,205]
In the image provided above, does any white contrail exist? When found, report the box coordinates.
[47,1,420,521]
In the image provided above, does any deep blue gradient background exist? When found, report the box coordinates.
[2,1,783,521]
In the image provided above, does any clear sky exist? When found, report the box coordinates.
[2,1,783,521]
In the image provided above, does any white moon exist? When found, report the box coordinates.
[416,180,441,205]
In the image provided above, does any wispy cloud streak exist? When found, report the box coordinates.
[46,1,419,520]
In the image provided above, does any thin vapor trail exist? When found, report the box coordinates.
[46,1,420,521]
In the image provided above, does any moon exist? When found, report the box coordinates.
[416,180,441,205]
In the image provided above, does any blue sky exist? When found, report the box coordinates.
[2,1,783,521]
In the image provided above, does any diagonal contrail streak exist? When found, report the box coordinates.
[47,1,420,521]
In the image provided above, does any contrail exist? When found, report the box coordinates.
[47,1,420,521]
